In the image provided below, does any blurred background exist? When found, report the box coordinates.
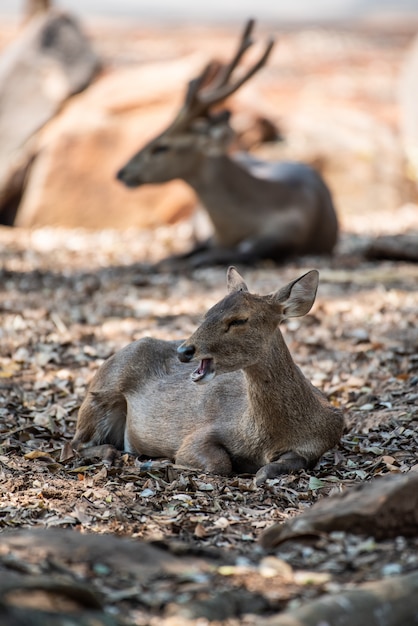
[2,0,418,20]
[1,0,418,253]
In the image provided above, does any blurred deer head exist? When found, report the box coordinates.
[117,19,274,187]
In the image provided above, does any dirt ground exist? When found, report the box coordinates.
[0,19,418,626]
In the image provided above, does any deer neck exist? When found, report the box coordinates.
[183,153,263,245]
[242,329,307,425]
[185,153,253,198]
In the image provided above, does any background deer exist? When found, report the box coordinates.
[117,20,339,269]
[72,267,344,484]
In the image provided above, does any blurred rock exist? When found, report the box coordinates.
[260,472,418,549]
[400,33,418,185]
[0,9,100,224]
[23,0,52,23]
[260,571,418,626]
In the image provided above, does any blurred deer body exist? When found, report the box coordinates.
[73,268,344,484]
[117,20,338,267]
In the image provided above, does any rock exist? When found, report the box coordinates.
[15,111,196,230]
[0,528,183,625]
[0,527,267,624]
[0,9,100,223]
[260,472,418,549]
[260,570,418,626]
[23,0,52,24]
[0,528,180,581]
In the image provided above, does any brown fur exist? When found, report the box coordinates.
[73,268,344,484]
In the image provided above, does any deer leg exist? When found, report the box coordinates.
[153,246,255,270]
[236,234,303,264]
[70,390,128,468]
[154,234,300,270]
[153,239,213,272]
[255,451,316,485]
[175,430,232,475]
[74,444,121,466]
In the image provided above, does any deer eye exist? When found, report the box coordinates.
[151,144,169,155]
[226,318,248,331]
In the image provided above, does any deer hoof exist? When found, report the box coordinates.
[77,444,121,467]
[255,463,284,485]
[255,453,310,485]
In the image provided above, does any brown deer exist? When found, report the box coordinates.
[72,267,344,484]
[116,20,338,269]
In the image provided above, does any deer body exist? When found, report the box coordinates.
[182,153,337,255]
[73,268,344,483]
[117,20,339,268]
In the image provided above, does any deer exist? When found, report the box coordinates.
[116,20,339,269]
[72,267,344,484]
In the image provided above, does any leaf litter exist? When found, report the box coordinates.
[1,220,417,623]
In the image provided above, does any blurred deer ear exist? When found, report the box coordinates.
[269,270,319,318]
[227,266,248,294]
[209,109,231,125]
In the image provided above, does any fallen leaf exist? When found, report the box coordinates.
[194,523,207,538]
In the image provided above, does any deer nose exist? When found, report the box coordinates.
[116,166,126,182]
[177,344,195,363]
[116,166,142,188]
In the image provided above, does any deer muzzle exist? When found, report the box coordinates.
[177,344,215,384]
[116,165,142,188]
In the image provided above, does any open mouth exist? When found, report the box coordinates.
[191,358,215,384]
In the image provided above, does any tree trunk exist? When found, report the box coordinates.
[365,234,418,262]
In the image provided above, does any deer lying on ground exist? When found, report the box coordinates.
[72,267,344,484]
[116,20,338,269]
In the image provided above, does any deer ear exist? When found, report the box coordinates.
[227,266,249,294]
[269,270,319,318]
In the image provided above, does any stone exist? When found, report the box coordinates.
[0,9,100,223]
[260,472,418,549]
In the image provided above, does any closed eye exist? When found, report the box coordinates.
[226,318,248,331]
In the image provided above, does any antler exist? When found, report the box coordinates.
[169,19,274,132]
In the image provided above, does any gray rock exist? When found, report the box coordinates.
[0,9,100,223]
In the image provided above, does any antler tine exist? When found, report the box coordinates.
[186,19,256,109]
[185,61,219,107]
[168,62,221,132]
[210,18,255,90]
[200,35,275,106]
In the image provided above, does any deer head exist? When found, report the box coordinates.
[116,20,274,187]
[177,267,319,384]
